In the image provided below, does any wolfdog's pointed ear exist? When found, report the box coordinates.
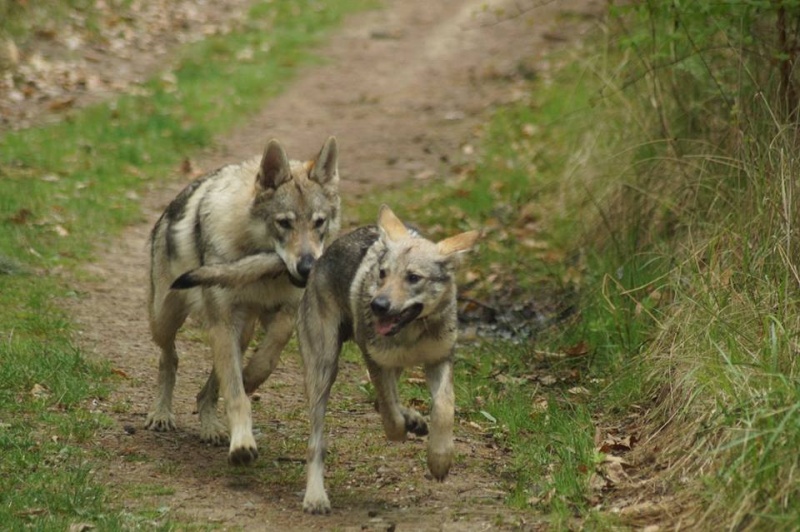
[257,139,292,190]
[377,204,410,242]
[436,230,480,256]
[309,136,339,185]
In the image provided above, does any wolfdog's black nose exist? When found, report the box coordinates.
[370,295,391,316]
[297,255,315,280]
[297,255,314,279]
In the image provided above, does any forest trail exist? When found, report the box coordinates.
[66,1,600,529]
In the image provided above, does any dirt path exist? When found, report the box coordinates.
[69,1,600,529]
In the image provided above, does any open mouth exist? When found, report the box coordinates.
[374,303,423,337]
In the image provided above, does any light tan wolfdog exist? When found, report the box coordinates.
[145,137,341,465]
[297,205,479,513]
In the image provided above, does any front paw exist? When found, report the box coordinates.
[228,433,258,465]
[427,444,454,480]
[145,411,176,432]
[228,445,259,466]
[303,491,331,514]
[402,407,429,437]
[199,419,229,446]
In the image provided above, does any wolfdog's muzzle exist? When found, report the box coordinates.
[289,254,316,288]
[370,296,423,337]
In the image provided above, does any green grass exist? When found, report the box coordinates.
[637,120,800,526]
[0,0,375,528]
[487,5,800,527]
[455,340,596,517]
[0,0,107,42]
[594,4,800,525]
[0,309,123,529]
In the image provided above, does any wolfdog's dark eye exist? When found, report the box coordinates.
[314,218,326,229]
[277,219,293,230]
[379,268,386,280]
[406,273,422,284]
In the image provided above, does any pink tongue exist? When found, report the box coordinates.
[376,319,395,336]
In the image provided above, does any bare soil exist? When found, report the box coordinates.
[62,0,604,529]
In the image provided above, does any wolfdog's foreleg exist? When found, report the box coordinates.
[242,308,294,394]
[366,362,406,441]
[145,290,188,432]
[196,317,255,445]
[171,253,286,289]
[195,371,227,445]
[300,299,341,514]
[424,357,455,480]
[208,319,258,465]
[367,360,428,441]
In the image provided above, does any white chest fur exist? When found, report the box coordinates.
[365,333,453,368]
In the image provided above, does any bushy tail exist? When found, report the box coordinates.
[171,253,286,289]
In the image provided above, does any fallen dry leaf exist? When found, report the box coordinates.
[110,367,130,379]
[530,396,548,414]
[494,374,527,386]
[466,421,484,432]
[598,433,638,454]
[15,507,47,518]
[562,340,589,357]
[53,224,70,237]
[0,37,19,69]
[600,460,627,486]
[602,454,631,466]
[520,238,548,250]
[521,123,538,137]
[48,97,76,111]
[567,386,590,396]
[463,270,480,283]
[9,208,33,225]
[526,495,542,505]
[30,383,50,398]
[539,375,557,386]
[589,472,606,491]
[180,157,194,175]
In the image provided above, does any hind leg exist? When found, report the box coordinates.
[145,290,188,432]
[206,311,259,465]
[242,309,294,394]
[300,292,342,514]
[196,316,256,445]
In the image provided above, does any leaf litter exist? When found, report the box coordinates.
[0,0,253,131]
